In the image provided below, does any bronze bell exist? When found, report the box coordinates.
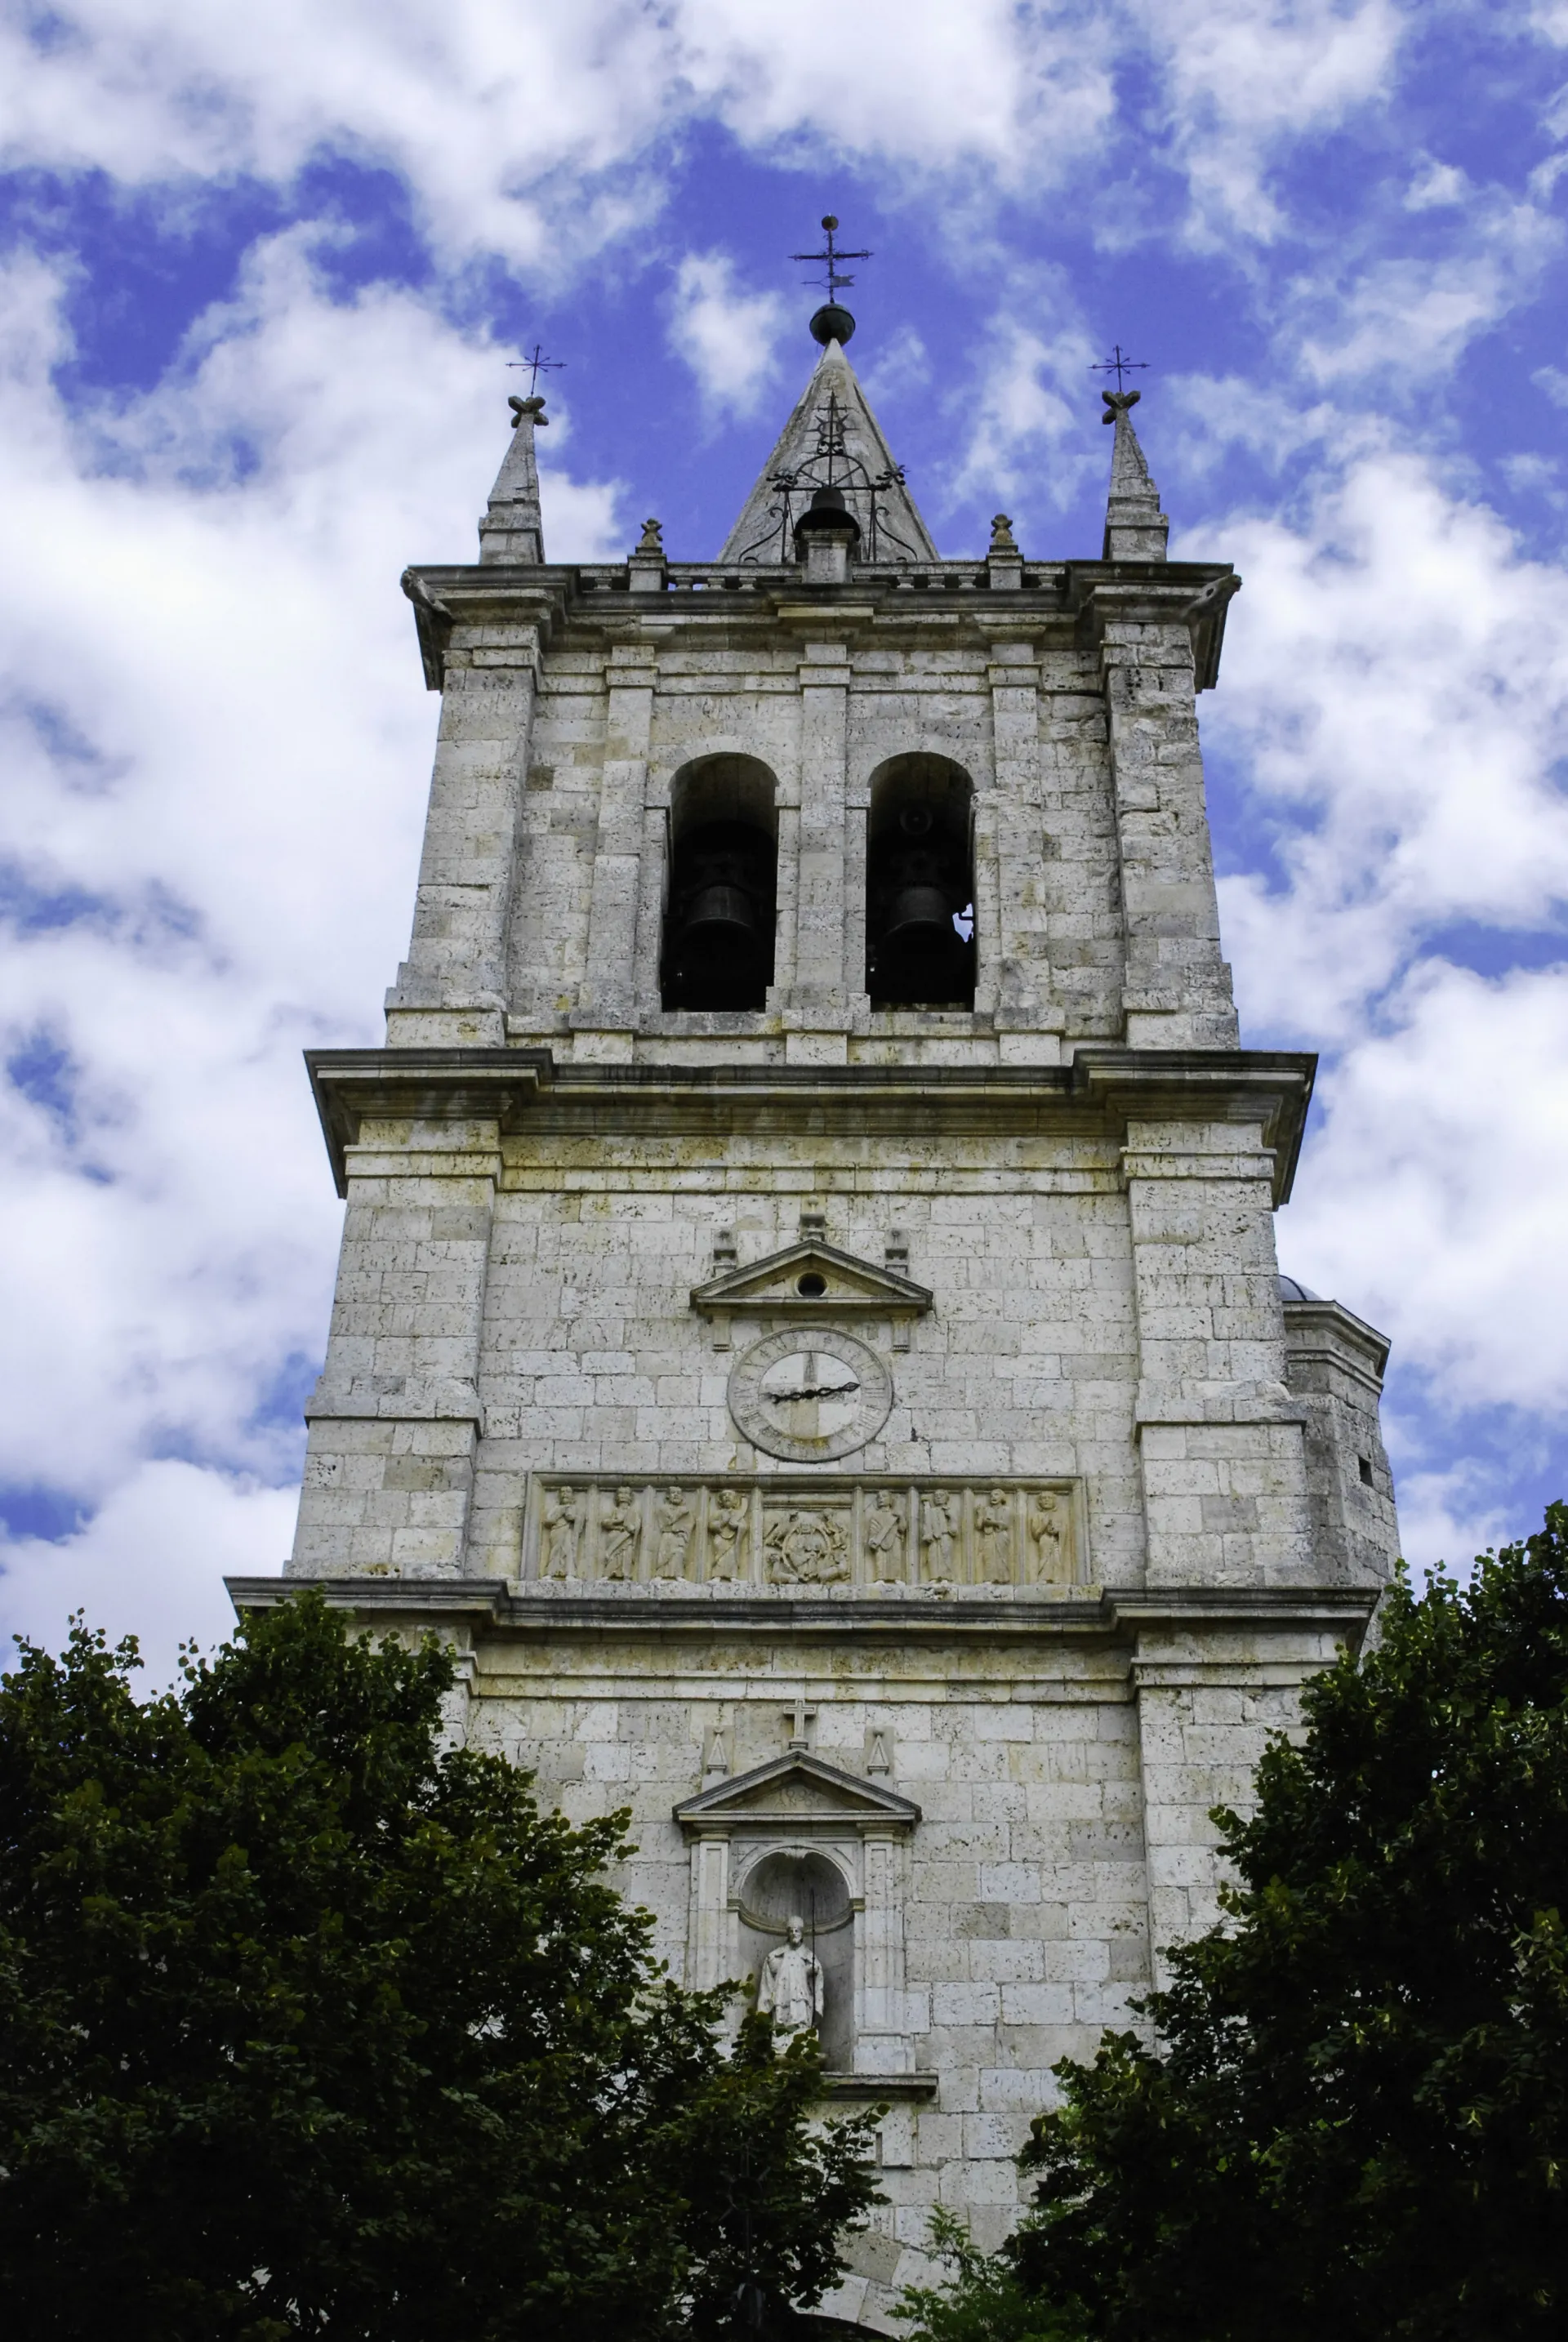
[662,821,774,1010]
[867,806,973,1005]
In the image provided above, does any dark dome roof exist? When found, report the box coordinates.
[1277,1273,1322,1303]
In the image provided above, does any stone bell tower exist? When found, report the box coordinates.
[239,273,1400,2326]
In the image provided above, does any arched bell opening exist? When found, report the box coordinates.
[660,755,778,1012]
[866,755,976,1008]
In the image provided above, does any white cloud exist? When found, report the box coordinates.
[666,251,786,417]
[0,1459,292,1691]
[1291,198,1561,388]
[1280,960,1568,1419]
[0,234,622,1650]
[950,297,1102,528]
[1196,451,1568,1040]
[1134,0,1405,242]
[0,0,1423,274]
[1405,157,1469,211]
[1382,1454,1516,1585]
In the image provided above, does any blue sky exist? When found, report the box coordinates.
[2,1,1566,1676]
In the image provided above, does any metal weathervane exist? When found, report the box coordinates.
[1091,343,1148,395]
[508,342,565,398]
[790,213,871,300]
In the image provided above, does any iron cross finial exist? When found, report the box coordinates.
[508,342,566,398]
[790,213,872,301]
[1091,344,1149,395]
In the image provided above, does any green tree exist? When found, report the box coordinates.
[896,2209,1081,2342]
[1011,1503,1568,2342]
[0,1592,876,2340]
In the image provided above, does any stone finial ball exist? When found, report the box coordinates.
[809,301,856,346]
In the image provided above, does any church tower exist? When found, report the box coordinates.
[243,260,1400,2323]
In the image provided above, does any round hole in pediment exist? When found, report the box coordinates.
[796,1271,827,1298]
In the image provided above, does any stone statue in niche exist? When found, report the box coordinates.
[862,1492,906,1581]
[706,1485,747,1578]
[921,1492,959,1581]
[599,1486,644,1579]
[653,1485,695,1578]
[1027,1489,1065,1582]
[757,1915,824,2048]
[541,1488,581,1578]
[974,1487,1013,1580]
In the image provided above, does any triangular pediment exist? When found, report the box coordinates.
[691,1239,932,1321]
[719,339,938,567]
[675,1749,920,1832]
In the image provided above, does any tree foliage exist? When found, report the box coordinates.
[0,1592,876,2340]
[1010,1503,1568,2342]
[895,2209,1080,2342]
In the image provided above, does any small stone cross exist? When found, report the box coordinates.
[783,1698,817,1750]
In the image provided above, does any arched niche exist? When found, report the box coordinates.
[865,755,976,1008]
[736,1845,855,2070]
[660,754,777,1012]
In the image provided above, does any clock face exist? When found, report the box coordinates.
[728,1327,893,1462]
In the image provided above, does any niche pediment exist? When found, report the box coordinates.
[674,1749,920,1837]
[690,1239,932,1328]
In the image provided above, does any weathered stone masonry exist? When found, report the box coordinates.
[242,334,1400,2331]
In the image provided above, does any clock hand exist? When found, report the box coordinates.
[767,1373,860,1404]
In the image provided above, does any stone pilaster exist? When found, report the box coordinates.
[292,1115,500,1578]
[856,1827,915,2073]
[786,639,851,1063]
[385,634,540,1048]
[1125,1601,1372,1985]
[685,1828,736,1995]
[987,643,1065,1059]
[572,645,656,1055]
[1123,1115,1313,1587]
[1098,605,1239,1049]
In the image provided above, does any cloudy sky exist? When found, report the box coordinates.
[2,1,1566,1678]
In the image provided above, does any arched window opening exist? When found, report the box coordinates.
[660,755,777,1012]
[866,755,975,1008]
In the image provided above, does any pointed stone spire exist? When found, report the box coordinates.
[1101,389,1169,563]
[479,394,547,565]
[719,338,938,566]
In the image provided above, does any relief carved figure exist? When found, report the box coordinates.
[541,1488,581,1579]
[862,1492,907,1582]
[653,1485,695,1578]
[920,1491,959,1582]
[757,1916,824,2050]
[765,1507,849,1583]
[706,1485,748,1579]
[973,1487,1013,1582]
[1027,1489,1066,1583]
[537,1477,1075,1588]
[599,1486,644,1579]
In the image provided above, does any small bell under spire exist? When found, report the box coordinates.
[479,393,547,565]
[1100,388,1168,563]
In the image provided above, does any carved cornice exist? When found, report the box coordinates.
[226,1575,1380,1652]
[302,1046,1316,1202]
[397,559,1241,688]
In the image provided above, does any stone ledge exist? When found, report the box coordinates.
[228,1576,1379,1649]
[301,1045,1315,1200]
[818,2072,939,2100]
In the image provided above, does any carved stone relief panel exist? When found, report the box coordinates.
[520,1472,1085,1588]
